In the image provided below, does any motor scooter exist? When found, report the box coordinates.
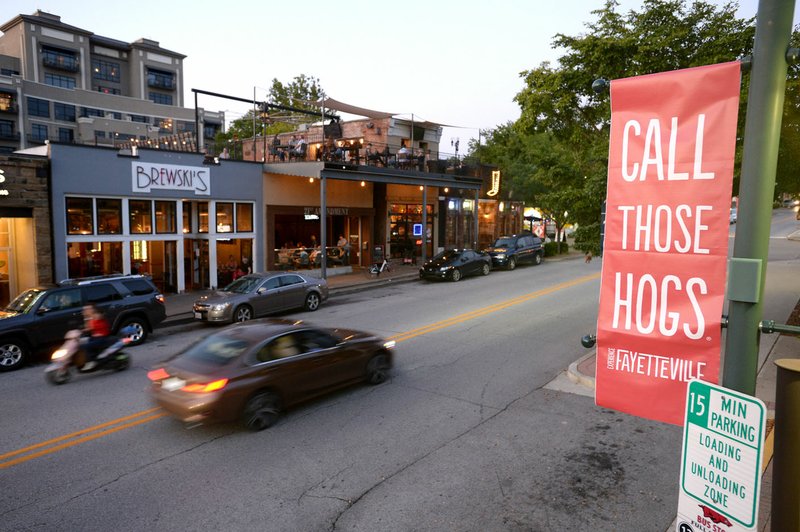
[44,326,135,385]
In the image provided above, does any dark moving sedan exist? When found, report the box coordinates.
[193,272,328,324]
[147,319,395,430]
[419,249,491,282]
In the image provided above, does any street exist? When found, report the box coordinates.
[1,211,798,532]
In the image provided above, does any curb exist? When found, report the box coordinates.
[567,351,596,389]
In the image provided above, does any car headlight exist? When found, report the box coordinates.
[495,253,506,259]
[439,266,450,272]
[211,303,231,312]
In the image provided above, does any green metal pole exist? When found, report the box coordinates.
[722,0,795,394]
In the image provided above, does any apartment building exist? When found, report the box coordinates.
[0,10,222,153]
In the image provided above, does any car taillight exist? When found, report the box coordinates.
[155,294,165,304]
[182,378,228,393]
[147,367,170,381]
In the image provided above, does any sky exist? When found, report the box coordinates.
[2,0,797,157]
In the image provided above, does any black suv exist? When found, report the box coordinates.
[485,231,544,270]
[0,275,166,372]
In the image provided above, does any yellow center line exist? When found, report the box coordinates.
[2,271,600,468]
[0,407,162,467]
[389,273,600,343]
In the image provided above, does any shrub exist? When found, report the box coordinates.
[544,241,569,257]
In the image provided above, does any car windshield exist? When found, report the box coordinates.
[180,334,250,366]
[433,250,460,261]
[492,237,515,248]
[6,288,45,313]
[223,276,262,294]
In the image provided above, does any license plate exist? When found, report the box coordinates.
[162,377,186,391]
[194,312,202,319]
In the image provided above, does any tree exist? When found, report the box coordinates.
[479,0,767,253]
[213,74,331,157]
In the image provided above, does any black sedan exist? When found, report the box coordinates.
[419,249,492,282]
[147,319,394,430]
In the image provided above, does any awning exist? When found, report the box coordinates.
[315,98,395,119]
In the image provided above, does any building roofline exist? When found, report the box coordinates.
[0,11,92,36]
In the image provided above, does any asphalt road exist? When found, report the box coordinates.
[1,210,797,531]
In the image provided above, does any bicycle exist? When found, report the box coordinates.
[364,257,392,278]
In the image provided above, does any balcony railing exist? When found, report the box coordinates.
[0,103,18,114]
[0,131,19,141]
[147,77,175,90]
[42,55,80,73]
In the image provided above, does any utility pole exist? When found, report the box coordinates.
[722,0,796,394]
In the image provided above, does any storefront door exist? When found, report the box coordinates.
[183,239,209,290]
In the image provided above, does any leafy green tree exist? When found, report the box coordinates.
[213,74,330,157]
[479,0,769,253]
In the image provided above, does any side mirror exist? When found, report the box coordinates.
[257,287,267,295]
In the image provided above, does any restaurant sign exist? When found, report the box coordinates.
[303,207,350,216]
[131,162,210,196]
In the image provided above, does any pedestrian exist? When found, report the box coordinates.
[585,251,593,263]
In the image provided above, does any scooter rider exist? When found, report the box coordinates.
[82,305,112,369]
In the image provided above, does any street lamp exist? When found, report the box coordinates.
[259,102,271,162]
[451,137,460,167]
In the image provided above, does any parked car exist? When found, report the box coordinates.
[0,274,166,372]
[484,231,544,270]
[147,319,395,430]
[418,249,491,282]
[730,207,738,224]
[192,272,328,324]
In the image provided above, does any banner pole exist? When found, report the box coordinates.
[722,0,795,394]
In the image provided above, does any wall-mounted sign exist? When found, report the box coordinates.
[487,170,500,197]
[132,162,210,195]
[303,207,350,216]
[0,167,8,196]
[412,223,423,237]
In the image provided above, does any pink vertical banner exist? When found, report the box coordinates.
[595,62,740,425]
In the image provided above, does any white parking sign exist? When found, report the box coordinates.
[676,379,766,532]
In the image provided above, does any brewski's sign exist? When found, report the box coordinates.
[595,62,740,425]
[131,162,210,195]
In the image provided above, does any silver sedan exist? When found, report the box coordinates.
[192,272,329,323]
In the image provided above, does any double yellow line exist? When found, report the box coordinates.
[390,273,600,343]
[0,408,166,469]
[1,272,600,469]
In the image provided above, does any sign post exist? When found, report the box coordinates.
[676,379,766,532]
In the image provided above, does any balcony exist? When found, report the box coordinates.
[0,131,19,141]
[42,55,80,73]
[0,103,17,114]
[147,76,175,90]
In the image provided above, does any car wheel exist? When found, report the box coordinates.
[233,305,253,323]
[120,317,148,346]
[534,252,543,266]
[481,263,490,276]
[0,339,30,372]
[304,292,321,311]
[507,257,517,271]
[451,268,462,282]
[365,353,390,385]
[242,391,281,431]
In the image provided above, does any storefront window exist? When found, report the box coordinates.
[236,203,253,232]
[97,198,122,234]
[182,201,192,233]
[66,197,94,235]
[197,202,209,233]
[216,202,233,233]
[129,200,152,233]
[389,204,433,259]
[155,200,177,233]
[67,241,122,278]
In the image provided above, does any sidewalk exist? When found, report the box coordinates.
[568,334,800,531]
